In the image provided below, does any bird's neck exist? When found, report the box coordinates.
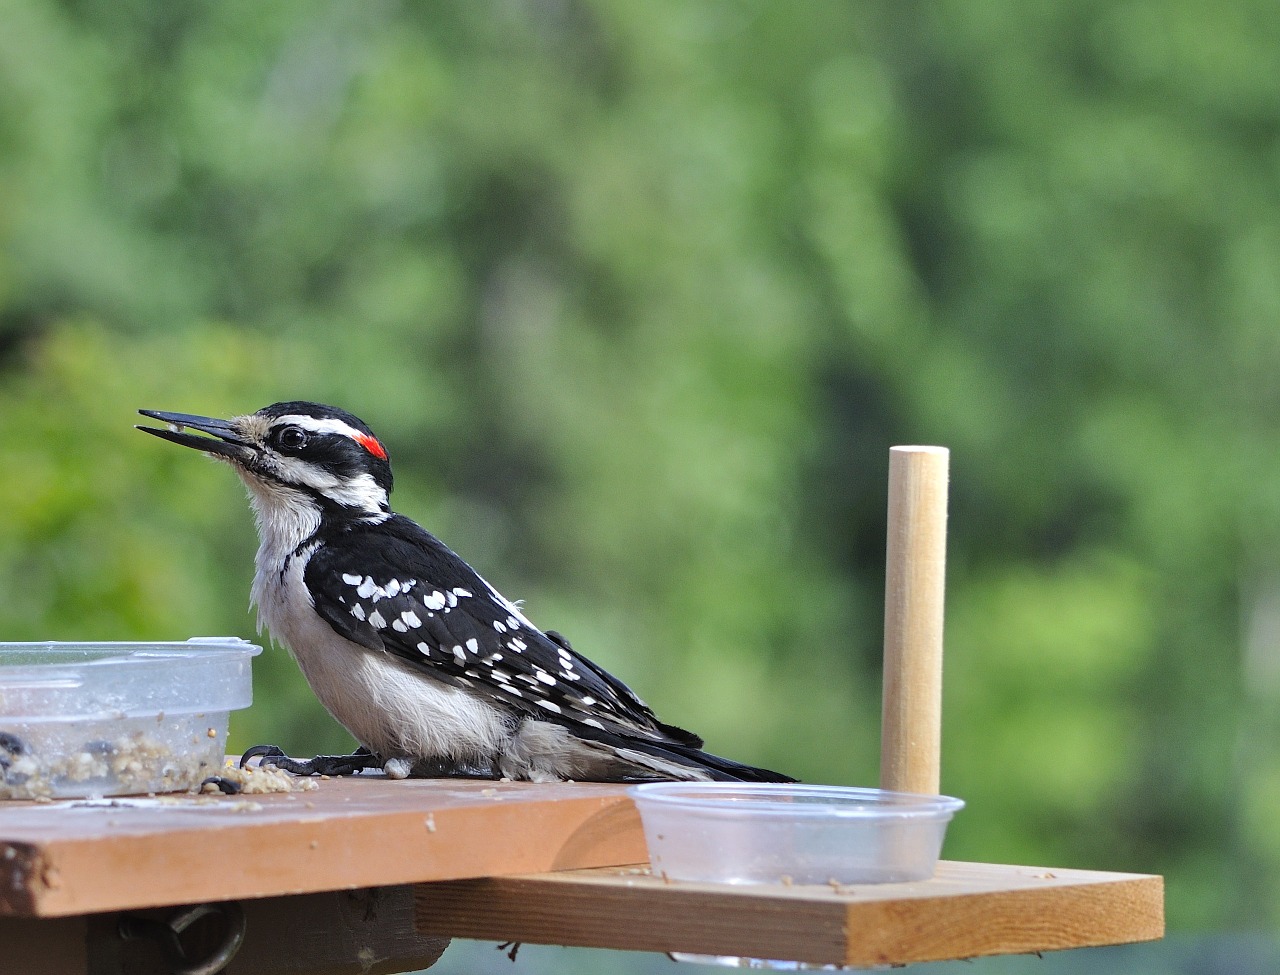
[240,476,323,568]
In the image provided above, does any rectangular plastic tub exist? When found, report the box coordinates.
[630,782,964,886]
[0,639,260,800]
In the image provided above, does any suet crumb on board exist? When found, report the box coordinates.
[198,760,319,795]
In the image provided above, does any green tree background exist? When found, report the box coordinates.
[2,0,1277,945]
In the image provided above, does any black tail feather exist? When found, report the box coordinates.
[567,719,796,782]
[660,741,797,783]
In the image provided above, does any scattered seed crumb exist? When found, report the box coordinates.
[196,762,318,796]
[309,840,319,849]
[425,814,437,833]
[222,800,264,813]
[781,875,793,887]
[206,728,217,738]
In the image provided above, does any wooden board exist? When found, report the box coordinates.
[0,778,643,918]
[414,861,1165,967]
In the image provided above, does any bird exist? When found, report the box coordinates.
[137,401,793,783]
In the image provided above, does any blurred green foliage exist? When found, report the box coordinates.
[2,0,1278,934]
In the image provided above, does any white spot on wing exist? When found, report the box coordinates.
[357,577,378,600]
[536,699,562,714]
[351,604,366,621]
[424,591,446,611]
[452,645,466,665]
[342,573,362,586]
[401,610,422,628]
[367,610,386,629]
[465,638,479,653]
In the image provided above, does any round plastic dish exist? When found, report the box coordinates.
[629,782,964,885]
[0,639,261,800]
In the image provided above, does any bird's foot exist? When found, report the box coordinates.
[200,775,242,795]
[239,744,382,777]
[497,941,522,962]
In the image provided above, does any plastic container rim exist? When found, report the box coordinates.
[0,639,262,718]
[0,639,262,678]
[629,782,965,820]
[0,638,261,661]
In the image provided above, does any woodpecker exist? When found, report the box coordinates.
[137,402,793,783]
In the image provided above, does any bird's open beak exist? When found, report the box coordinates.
[136,409,255,464]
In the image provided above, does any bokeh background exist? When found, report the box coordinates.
[2,1,1278,970]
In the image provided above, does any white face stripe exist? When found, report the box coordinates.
[275,414,378,445]
[272,455,388,512]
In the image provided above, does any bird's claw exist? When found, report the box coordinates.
[200,775,242,795]
[238,744,382,777]
[238,744,289,770]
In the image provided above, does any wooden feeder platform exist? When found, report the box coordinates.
[0,448,1165,973]
[0,777,1162,973]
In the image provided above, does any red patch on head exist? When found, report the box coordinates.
[355,432,388,460]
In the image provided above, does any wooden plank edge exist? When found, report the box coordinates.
[413,863,1164,967]
[841,873,1164,967]
[3,792,645,918]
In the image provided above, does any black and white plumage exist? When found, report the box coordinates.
[137,401,792,783]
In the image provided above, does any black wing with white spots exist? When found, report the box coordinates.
[303,515,703,748]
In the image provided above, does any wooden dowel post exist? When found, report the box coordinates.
[880,446,949,796]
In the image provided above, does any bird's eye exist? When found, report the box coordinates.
[277,426,308,450]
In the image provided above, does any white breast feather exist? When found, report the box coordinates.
[242,476,510,766]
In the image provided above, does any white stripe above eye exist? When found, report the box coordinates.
[274,415,375,444]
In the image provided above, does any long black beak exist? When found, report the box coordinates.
[136,409,254,463]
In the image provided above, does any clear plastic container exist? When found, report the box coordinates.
[629,783,964,886]
[0,639,260,800]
